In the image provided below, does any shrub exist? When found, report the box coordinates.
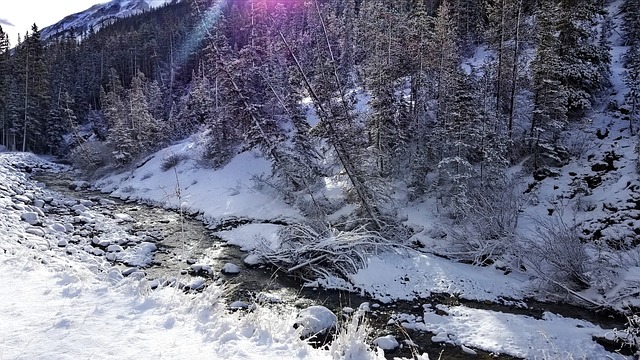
[160,153,187,172]
[70,141,114,172]
[258,222,398,280]
[525,214,591,290]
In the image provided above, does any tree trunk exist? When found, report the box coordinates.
[22,51,29,153]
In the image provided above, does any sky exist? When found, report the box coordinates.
[0,0,105,45]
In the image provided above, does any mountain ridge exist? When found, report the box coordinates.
[41,0,176,41]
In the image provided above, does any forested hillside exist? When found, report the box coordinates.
[1,0,640,297]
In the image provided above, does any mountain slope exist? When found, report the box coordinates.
[41,0,175,40]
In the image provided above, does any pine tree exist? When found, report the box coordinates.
[359,0,408,178]
[531,0,568,168]
[129,71,161,154]
[484,0,527,138]
[557,0,610,118]
[0,26,11,148]
[12,25,51,152]
[622,0,640,134]
[624,41,640,134]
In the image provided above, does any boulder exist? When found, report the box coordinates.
[373,335,399,351]
[221,263,241,274]
[25,228,45,237]
[20,212,40,226]
[294,306,337,337]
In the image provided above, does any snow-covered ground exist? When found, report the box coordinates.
[0,153,382,360]
[83,133,633,358]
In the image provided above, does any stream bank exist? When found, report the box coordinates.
[31,167,630,360]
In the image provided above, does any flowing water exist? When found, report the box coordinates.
[32,169,629,360]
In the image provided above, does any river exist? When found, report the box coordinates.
[32,168,630,360]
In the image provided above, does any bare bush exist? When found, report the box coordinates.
[525,214,591,290]
[258,222,399,280]
[446,178,528,265]
[328,310,375,360]
[70,141,114,172]
[561,130,597,159]
[614,314,640,356]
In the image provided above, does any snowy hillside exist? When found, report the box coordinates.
[41,0,175,40]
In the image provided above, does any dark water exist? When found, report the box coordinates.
[32,170,629,360]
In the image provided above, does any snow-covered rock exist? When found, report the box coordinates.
[431,332,451,344]
[99,198,116,206]
[121,267,139,276]
[107,244,124,253]
[13,195,31,204]
[114,213,133,222]
[373,335,399,350]
[25,228,45,237]
[243,254,264,267]
[189,278,206,290]
[79,200,94,207]
[358,302,371,312]
[461,344,477,355]
[34,199,45,208]
[20,212,40,225]
[221,263,241,274]
[71,204,89,214]
[294,306,337,337]
[190,264,213,275]
[50,223,67,233]
[30,206,45,217]
[230,301,249,310]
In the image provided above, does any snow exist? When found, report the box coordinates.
[349,253,530,303]
[0,152,381,360]
[20,211,41,225]
[95,138,299,227]
[294,306,338,338]
[42,0,174,41]
[372,335,399,350]
[84,123,634,359]
[221,262,241,274]
[401,305,622,360]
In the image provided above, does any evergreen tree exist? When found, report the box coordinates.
[624,41,640,134]
[622,0,640,134]
[0,26,11,148]
[557,0,610,118]
[531,0,568,167]
[129,71,161,154]
[13,25,51,152]
[484,0,527,138]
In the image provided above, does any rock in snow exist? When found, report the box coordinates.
[373,335,399,350]
[243,254,264,267]
[229,301,249,310]
[221,263,241,274]
[25,228,45,237]
[50,223,67,233]
[294,306,337,337]
[461,344,477,355]
[189,278,206,290]
[20,212,40,225]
